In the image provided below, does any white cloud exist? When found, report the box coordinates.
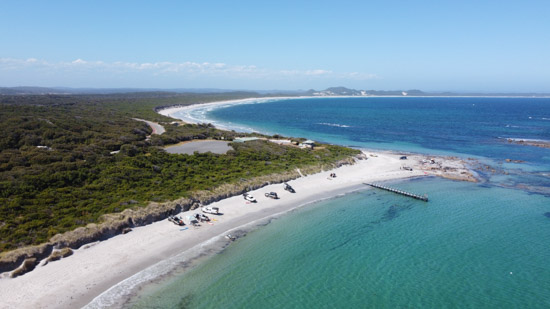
[0,57,379,87]
[305,69,332,76]
[72,58,87,64]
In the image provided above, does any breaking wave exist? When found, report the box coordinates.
[318,122,351,128]
[168,98,281,133]
[499,137,550,143]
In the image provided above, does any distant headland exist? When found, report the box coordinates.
[1,86,549,97]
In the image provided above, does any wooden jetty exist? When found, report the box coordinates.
[364,183,428,202]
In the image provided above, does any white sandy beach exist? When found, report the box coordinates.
[0,98,475,309]
[0,149,459,309]
[157,97,285,130]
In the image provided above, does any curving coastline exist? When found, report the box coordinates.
[157,96,301,132]
[0,148,474,309]
[0,99,477,309]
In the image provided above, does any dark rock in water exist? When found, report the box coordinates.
[544,212,550,218]
[381,203,415,222]
[505,158,525,163]
[382,205,400,221]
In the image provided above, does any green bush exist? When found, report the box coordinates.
[0,93,359,252]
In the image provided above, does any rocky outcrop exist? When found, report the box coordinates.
[505,158,525,163]
[45,248,73,264]
[10,258,38,278]
[49,202,186,250]
[507,138,550,149]
[0,243,53,274]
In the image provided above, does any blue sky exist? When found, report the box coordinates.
[1,0,549,92]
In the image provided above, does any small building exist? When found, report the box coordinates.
[233,137,261,143]
[269,139,292,145]
[300,140,316,149]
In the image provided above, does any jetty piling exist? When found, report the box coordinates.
[364,183,428,202]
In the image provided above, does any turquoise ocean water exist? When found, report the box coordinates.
[126,97,550,308]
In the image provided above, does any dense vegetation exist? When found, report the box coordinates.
[0,93,359,252]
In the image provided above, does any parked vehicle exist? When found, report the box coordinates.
[189,218,200,226]
[283,183,295,193]
[202,206,220,214]
[243,193,257,203]
[194,213,210,222]
[265,192,279,199]
[168,215,185,226]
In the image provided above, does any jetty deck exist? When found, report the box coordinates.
[364,183,428,202]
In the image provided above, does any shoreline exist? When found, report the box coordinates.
[0,97,477,309]
[0,149,473,309]
[157,96,299,132]
[157,95,550,132]
[86,181,372,309]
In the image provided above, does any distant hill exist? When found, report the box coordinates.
[1,86,549,97]
[0,87,262,95]
[363,89,426,96]
[305,87,420,96]
[306,87,362,96]
[305,87,550,97]
[0,86,72,95]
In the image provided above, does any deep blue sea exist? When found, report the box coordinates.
[127,97,550,308]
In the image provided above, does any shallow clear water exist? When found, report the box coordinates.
[128,179,550,308]
[125,97,550,308]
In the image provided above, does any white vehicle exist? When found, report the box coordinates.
[202,206,220,214]
[196,213,210,222]
[243,193,257,203]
